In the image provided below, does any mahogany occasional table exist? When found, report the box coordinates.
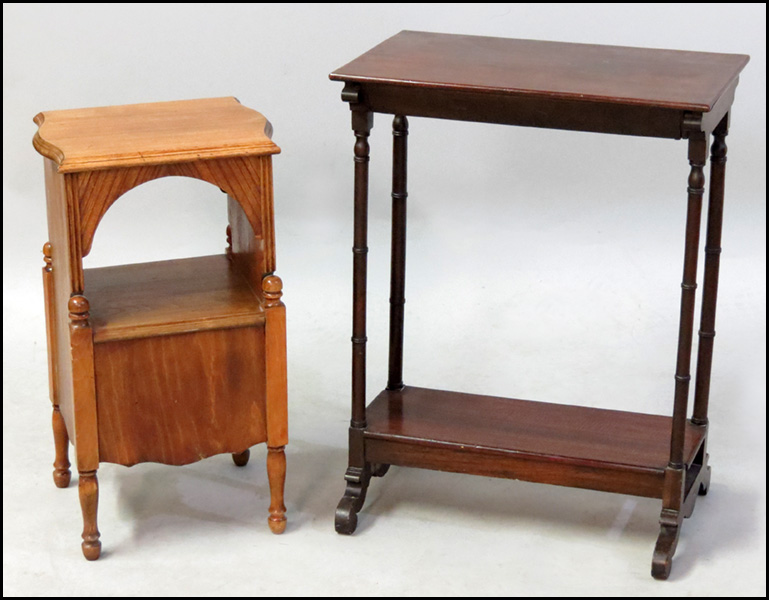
[34,97,288,559]
[329,31,749,579]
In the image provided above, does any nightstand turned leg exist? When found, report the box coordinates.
[266,446,286,534]
[652,123,708,580]
[263,275,288,533]
[52,407,71,488]
[43,243,72,488]
[78,470,101,560]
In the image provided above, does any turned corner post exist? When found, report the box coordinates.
[653,119,708,580]
[335,85,374,535]
[262,274,288,533]
[668,121,708,471]
[692,114,730,427]
[388,115,409,391]
[68,294,101,560]
[348,91,374,432]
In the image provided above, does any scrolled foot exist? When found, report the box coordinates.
[232,449,250,467]
[371,463,390,478]
[335,496,359,535]
[651,522,679,580]
[334,466,370,535]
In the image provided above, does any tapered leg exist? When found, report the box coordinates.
[42,243,71,488]
[652,126,708,580]
[266,446,286,534]
[52,407,71,488]
[78,470,101,560]
[336,96,375,535]
[232,449,250,467]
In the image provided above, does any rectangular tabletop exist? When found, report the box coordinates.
[331,32,749,137]
[331,31,748,111]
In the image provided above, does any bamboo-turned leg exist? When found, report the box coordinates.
[652,125,708,580]
[372,115,411,481]
[78,470,101,560]
[689,115,729,499]
[43,243,71,488]
[388,114,409,392]
[262,275,288,533]
[336,95,374,534]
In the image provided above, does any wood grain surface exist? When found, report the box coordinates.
[365,387,705,472]
[33,97,280,173]
[94,326,267,466]
[85,254,265,342]
[331,31,749,111]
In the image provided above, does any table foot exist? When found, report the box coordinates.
[699,464,711,496]
[371,463,390,477]
[232,449,250,467]
[335,466,370,534]
[651,509,680,580]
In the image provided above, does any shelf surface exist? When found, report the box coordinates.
[330,31,749,111]
[365,386,705,473]
[85,254,264,343]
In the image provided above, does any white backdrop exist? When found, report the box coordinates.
[4,4,766,596]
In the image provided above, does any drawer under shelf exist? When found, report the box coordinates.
[84,254,264,342]
[364,386,707,498]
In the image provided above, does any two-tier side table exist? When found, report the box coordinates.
[34,97,288,560]
[330,31,749,579]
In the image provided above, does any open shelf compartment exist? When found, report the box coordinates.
[85,254,264,343]
[364,386,706,498]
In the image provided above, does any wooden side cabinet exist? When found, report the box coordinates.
[33,97,288,560]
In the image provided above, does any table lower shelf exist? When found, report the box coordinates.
[364,386,706,499]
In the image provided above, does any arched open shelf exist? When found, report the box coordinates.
[34,97,288,558]
[79,172,269,344]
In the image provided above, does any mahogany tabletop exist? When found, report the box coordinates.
[330,31,749,113]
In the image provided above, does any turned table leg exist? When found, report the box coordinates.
[336,96,374,535]
[43,243,72,488]
[686,116,729,497]
[266,446,287,533]
[652,125,708,580]
[78,469,101,560]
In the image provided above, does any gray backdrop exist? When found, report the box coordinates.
[4,4,766,595]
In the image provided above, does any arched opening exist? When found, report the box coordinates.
[84,176,229,269]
